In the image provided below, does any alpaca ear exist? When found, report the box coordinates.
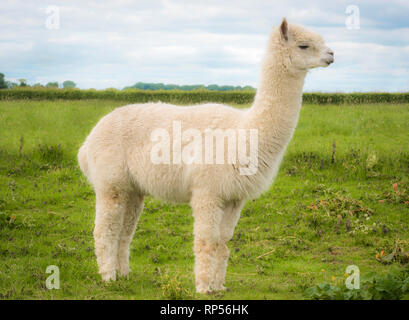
[280,18,288,41]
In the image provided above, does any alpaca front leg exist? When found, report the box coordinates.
[117,195,144,277]
[212,243,230,291]
[193,238,219,294]
[94,190,126,282]
[211,200,244,291]
[191,195,223,294]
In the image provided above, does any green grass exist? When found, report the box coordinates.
[0,99,408,300]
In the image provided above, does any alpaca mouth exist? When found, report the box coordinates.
[326,58,334,65]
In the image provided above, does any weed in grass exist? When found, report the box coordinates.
[376,238,409,265]
[304,266,409,300]
[156,270,194,300]
[305,186,376,235]
[37,143,64,165]
[379,181,409,205]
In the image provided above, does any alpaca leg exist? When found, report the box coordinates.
[211,200,244,291]
[117,195,144,277]
[191,194,223,294]
[93,189,127,282]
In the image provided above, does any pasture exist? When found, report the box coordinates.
[0,99,409,299]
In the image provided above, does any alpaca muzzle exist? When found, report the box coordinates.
[326,49,334,65]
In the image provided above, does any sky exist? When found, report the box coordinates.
[0,0,408,92]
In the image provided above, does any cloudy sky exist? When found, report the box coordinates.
[1,0,408,91]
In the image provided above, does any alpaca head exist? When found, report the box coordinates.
[268,18,334,73]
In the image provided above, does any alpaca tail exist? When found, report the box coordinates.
[78,142,89,179]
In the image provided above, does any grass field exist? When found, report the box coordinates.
[1,99,409,300]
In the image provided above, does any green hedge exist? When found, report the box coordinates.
[0,88,408,105]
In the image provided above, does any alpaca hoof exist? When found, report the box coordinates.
[117,266,130,278]
[213,285,228,292]
[202,289,214,295]
[117,270,130,279]
[118,272,130,279]
[101,271,116,282]
[196,284,212,294]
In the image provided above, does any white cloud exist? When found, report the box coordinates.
[222,46,264,65]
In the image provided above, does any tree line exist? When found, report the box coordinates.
[0,73,255,91]
[0,73,76,89]
[124,82,255,91]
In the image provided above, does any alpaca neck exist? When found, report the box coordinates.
[251,61,306,121]
[247,57,307,159]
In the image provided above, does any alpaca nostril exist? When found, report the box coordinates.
[328,51,334,57]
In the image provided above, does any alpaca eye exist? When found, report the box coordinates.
[299,45,309,49]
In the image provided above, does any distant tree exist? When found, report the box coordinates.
[165,84,178,90]
[5,81,17,88]
[0,73,7,89]
[33,83,44,88]
[180,85,203,91]
[207,84,219,91]
[155,83,165,90]
[46,82,59,88]
[62,80,76,88]
[18,78,28,87]
[219,85,235,91]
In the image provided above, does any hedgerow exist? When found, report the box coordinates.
[0,88,408,105]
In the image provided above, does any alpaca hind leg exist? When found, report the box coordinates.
[191,194,223,294]
[117,195,144,277]
[93,188,128,281]
[211,200,244,291]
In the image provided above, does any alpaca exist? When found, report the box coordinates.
[78,18,334,294]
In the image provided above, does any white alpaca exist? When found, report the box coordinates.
[78,19,334,294]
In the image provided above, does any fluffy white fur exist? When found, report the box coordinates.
[78,19,334,293]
